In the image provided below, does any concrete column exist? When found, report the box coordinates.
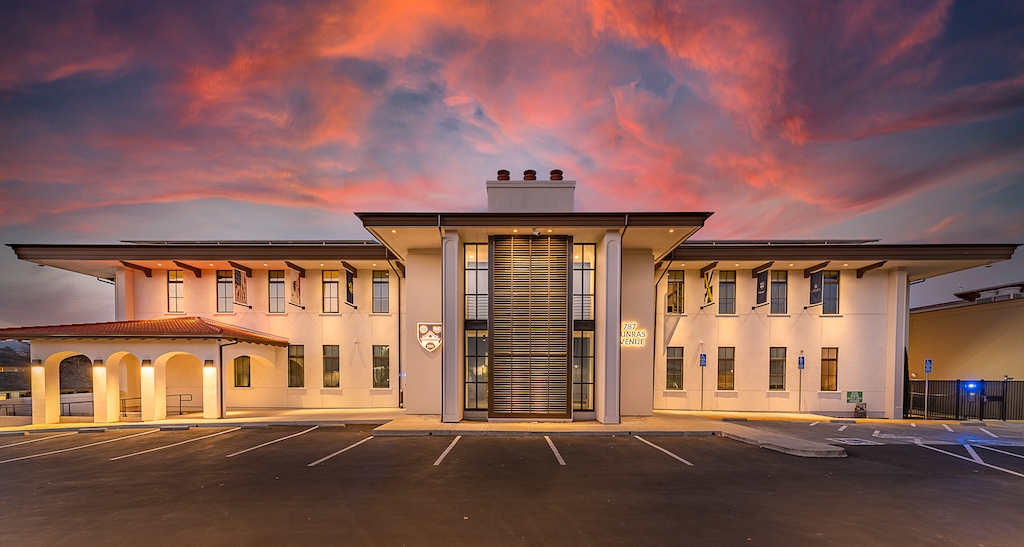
[884,268,909,419]
[140,360,167,421]
[595,230,622,424]
[115,268,135,321]
[441,230,462,423]
[31,360,60,425]
[203,360,219,419]
[92,360,120,424]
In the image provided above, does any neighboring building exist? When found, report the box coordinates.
[909,282,1024,381]
[0,171,1017,424]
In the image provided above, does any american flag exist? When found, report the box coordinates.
[233,268,248,305]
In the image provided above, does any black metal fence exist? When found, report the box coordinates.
[908,379,1024,421]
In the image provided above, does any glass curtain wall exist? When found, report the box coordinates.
[465,243,488,410]
[572,243,595,411]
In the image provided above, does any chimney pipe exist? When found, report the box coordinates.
[550,169,563,181]
[496,169,510,181]
[524,169,537,181]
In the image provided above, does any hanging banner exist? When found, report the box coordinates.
[288,269,302,307]
[233,268,248,306]
[809,270,823,306]
[755,270,769,307]
[346,270,355,306]
[703,270,714,306]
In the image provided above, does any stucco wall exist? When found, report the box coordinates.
[403,249,442,414]
[909,298,1024,380]
[619,250,655,416]
[653,268,892,417]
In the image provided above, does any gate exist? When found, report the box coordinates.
[908,379,1024,420]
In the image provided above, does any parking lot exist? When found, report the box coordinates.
[2,424,1023,546]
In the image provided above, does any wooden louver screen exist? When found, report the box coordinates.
[489,236,571,418]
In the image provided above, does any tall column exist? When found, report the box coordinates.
[31,359,60,425]
[140,359,167,421]
[595,230,622,424]
[441,230,462,423]
[115,268,135,321]
[884,268,909,419]
[92,360,120,424]
[203,360,219,419]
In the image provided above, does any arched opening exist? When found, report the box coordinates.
[107,352,141,421]
[160,352,204,416]
[57,354,93,418]
[33,350,93,424]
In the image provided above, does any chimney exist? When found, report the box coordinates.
[550,170,563,181]
[523,169,537,181]
[496,169,510,181]
[486,168,575,212]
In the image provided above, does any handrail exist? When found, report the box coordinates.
[120,393,195,417]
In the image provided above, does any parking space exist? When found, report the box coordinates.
[1,427,1023,545]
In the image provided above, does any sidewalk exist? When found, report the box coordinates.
[374,411,847,458]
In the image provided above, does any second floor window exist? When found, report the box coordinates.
[465,243,488,320]
[770,271,787,314]
[666,271,684,314]
[323,271,339,313]
[573,244,595,320]
[167,270,183,313]
[823,271,840,314]
[269,270,285,313]
[372,270,389,313]
[719,271,736,314]
[217,270,233,313]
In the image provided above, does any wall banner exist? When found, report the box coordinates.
[289,269,302,307]
[233,268,248,306]
[703,270,714,306]
[809,270,823,306]
[756,269,769,306]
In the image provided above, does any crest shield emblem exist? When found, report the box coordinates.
[417,323,443,352]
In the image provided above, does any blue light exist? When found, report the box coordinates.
[966,383,977,389]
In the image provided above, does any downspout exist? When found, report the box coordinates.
[388,257,404,408]
[218,339,240,419]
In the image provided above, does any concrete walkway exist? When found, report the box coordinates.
[374,411,847,458]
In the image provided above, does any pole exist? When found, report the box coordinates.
[798,369,802,413]
[924,371,929,420]
[700,366,704,411]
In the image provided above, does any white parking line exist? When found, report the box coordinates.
[963,444,984,463]
[308,436,373,467]
[0,432,77,449]
[910,423,917,427]
[942,424,954,432]
[110,427,241,460]
[979,428,999,438]
[872,430,881,437]
[226,426,318,458]
[838,425,848,431]
[433,436,461,466]
[915,439,1024,478]
[544,436,566,466]
[0,430,158,464]
[975,444,1024,460]
[809,422,819,426]
[634,436,693,466]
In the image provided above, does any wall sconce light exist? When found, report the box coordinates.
[204,360,215,368]
[93,359,105,368]
[142,359,153,367]
[31,359,42,369]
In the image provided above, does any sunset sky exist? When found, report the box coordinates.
[1,0,1023,328]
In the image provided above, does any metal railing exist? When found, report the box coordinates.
[61,400,94,416]
[120,394,194,417]
[2,403,31,416]
[908,379,1023,421]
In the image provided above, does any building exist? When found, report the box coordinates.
[1,171,1017,424]
[909,281,1024,381]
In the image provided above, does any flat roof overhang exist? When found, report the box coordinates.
[667,243,1020,280]
[356,212,713,261]
[7,242,398,279]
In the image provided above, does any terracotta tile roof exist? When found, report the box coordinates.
[0,317,288,346]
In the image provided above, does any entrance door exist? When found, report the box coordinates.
[489,236,571,419]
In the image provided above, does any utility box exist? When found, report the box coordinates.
[854,402,867,418]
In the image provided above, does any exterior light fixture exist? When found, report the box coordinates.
[204,360,215,368]
[513,229,518,233]
[320,264,324,266]
[843,263,848,267]
[142,359,153,367]
[209,263,214,266]
[264,263,268,266]
[669,229,675,233]
[157,263,162,266]
[789,263,794,267]
[93,359,104,368]
[547,229,552,233]
[392,229,396,233]
[372,263,377,266]
[31,359,42,369]
[735,263,739,267]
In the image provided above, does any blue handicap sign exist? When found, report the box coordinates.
[798,356,805,370]
[699,353,706,367]
[924,359,932,374]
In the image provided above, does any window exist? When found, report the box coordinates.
[322,271,339,313]
[667,271,684,314]
[666,347,683,389]
[823,270,840,314]
[167,270,184,313]
[288,345,304,388]
[770,271,787,314]
[323,345,340,388]
[821,347,838,391]
[717,347,735,390]
[719,271,736,314]
[269,270,285,313]
[769,347,786,390]
[573,244,595,320]
[465,244,489,321]
[233,356,250,387]
[373,345,390,388]
[465,331,488,410]
[372,271,389,313]
[572,331,595,410]
[217,270,233,313]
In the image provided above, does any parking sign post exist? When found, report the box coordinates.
[699,352,706,411]
[798,352,805,413]
[924,359,932,419]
